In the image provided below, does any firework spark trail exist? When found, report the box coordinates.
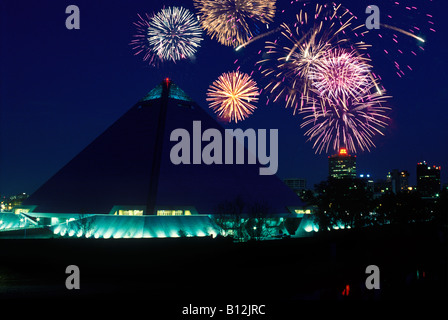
[380,24,425,43]
[235,26,281,51]
[194,0,276,47]
[148,7,203,62]
[207,71,260,123]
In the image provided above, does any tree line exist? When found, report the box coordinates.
[213,196,300,241]
[302,177,448,232]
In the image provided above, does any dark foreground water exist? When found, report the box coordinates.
[0,222,446,303]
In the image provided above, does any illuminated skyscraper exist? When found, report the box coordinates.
[417,161,441,197]
[328,148,356,179]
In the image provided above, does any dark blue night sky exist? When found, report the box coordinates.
[1,0,447,196]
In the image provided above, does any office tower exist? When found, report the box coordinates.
[416,161,441,197]
[328,148,356,179]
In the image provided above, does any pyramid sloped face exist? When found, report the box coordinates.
[24,80,303,214]
[23,99,162,213]
[156,95,303,214]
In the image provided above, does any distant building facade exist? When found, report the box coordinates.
[417,161,441,197]
[329,148,356,179]
[387,169,410,194]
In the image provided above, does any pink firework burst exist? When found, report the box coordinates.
[300,85,391,154]
[130,13,158,65]
[308,48,373,105]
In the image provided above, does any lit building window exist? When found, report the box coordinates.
[14,208,30,215]
[295,209,312,214]
[115,210,144,216]
[157,210,189,216]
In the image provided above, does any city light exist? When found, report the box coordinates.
[339,148,348,155]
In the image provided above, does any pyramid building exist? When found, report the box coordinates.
[21,78,304,217]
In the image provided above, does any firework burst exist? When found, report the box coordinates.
[308,48,373,105]
[257,3,370,113]
[193,0,276,47]
[207,71,260,123]
[148,7,203,62]
[130,13,158,65]
[300,86,391,154]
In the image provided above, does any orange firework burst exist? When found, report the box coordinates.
[207,71,260,123]
[193,0,276,47]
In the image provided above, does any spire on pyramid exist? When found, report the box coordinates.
[141,78,192,102]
